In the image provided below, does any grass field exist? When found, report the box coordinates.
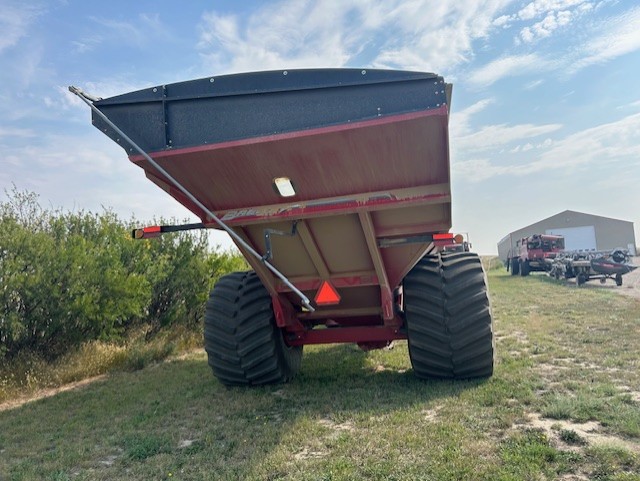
[1,268,639,480]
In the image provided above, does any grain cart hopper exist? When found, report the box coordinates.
[70,69,494,385]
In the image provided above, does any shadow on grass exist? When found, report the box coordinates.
[294,344,486,408]
[0,343,489,479]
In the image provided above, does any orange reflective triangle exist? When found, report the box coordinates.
[315,281,341,306]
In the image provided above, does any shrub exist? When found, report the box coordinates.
[0,187,246,360]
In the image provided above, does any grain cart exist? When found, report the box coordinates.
[70,69,494,385]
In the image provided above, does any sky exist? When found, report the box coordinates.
[1,0,639,254]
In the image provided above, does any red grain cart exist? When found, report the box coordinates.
[72,68,494,385]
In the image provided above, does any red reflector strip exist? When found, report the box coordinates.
[143,226,162,234]
[433,233,454,240]
[315,281,341,306]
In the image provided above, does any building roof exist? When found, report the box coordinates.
[510,210,634,236]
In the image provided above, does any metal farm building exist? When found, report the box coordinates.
[497,210,636,262]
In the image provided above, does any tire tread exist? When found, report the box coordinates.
[404,252,494,379]
[204,271,302,386]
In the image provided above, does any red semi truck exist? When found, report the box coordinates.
[506,234,565,276]
[71,68,494,385]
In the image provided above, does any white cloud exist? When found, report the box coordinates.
[450,98,494,139]
[197,2,361,72]
[0,2,43,53]
[455,122,562,151]
[86,13,173,51]
[71,36,102,54]
[3,134,124,176]
[1,132,189,213]
[0,127,35,138]
[46,79,152,117]
[467,53,549,87]
[516,0,589,21]
[493,14,511,27]
[452,157,510,181]
[89,16,146,47]
[371,0,514,72]
[569,5,640,73]
[0,131,234,248]
[524,79,544,89]
[453,112,640,181]
[197,0,514,74]
[451,100,561,160]
[508,142,535,152]
[9,39,45,87]
[492,0,593,39]
[520,9,575,42]
[530,112,640,170]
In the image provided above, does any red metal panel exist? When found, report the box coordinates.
[129,108,450,213]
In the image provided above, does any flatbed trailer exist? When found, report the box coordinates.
[71,68,494,385]
[549,249,637,286]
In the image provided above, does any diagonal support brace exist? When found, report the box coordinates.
[69,86,314,312]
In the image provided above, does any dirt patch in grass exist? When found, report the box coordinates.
[0,374,106,412]
[291,418,357,462]
[317,418,355,435]
[518,412,640,454]
[98,452,122,467]
[422,408,439,422]
[617,386,640,402]
[557,475,590,481]
[294,447,329,460]
[501,330,530,345]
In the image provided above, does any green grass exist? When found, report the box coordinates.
[1,269,639,480]
[0,325,202,404]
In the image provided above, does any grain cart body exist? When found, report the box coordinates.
[88,69,494,384]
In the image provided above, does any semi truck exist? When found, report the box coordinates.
[506,234,564,276]
[71,68,494,385]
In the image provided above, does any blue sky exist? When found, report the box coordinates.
[1,0,639,254]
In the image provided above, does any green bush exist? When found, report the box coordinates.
[140,226,246,335]
[0,187,247,360]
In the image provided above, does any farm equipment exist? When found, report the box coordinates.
[441,233,472,253]
[548,249,636,286]
[506,234,564,276]
[70,68,494,385]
